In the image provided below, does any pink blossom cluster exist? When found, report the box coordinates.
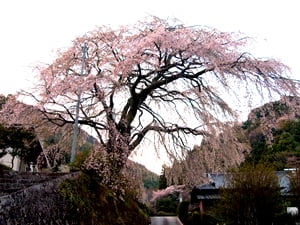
[1,17,298,193]
[151,184,185,202]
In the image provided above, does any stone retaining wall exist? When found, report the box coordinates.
[0,173,80,225]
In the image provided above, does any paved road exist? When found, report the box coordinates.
[150,216,183,225]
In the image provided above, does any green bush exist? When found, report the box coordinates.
[59,173,149,225]
[155,197,178,215]
[69,150,90,171]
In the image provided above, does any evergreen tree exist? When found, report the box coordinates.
[158,168,168,190]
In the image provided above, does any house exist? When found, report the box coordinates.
[0,125,43,172]
[191,171,292,214]
[190,173,226,213]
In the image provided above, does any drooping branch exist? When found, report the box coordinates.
[2,17,298,182]
[129,122,208,150]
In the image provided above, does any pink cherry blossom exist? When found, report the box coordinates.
[1,17,298,190]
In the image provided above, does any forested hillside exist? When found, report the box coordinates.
[243,96,300,169]
[166,96,300,186]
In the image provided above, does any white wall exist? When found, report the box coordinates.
[0,149,23,171]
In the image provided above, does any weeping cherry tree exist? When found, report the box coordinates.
[2,17,298,187]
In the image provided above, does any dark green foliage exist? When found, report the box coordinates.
[242,120,252,130]
[247,130,268,163]
[158,168,168,189]
[0,94,8,109]
[273,119,300,151]
[274,132,298,152]
[242,119,261,133]
[0,124,10,157]
[177,201,189,224]
[0,163,11,177]
[143,174,159,189]
[0,124,42,167]
[69,149,91,171]
[135,162,159,189]
[59,173,149,225]
[213,163,283,225]
[272,102,288,115]
[245,118,300,170]
[155,197,178,215]
[243,98,300,170]
[255,111,262,119]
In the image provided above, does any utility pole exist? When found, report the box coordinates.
[70,43,88,163]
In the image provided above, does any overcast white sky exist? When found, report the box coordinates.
[0,0,299,173]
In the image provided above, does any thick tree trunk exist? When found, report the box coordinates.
[84,132,132,190]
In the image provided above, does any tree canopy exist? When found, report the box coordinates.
[0,124,42,168]
[245,118,300,169]
[1,17,298,185]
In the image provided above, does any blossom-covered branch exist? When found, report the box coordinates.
[2,17,298,184]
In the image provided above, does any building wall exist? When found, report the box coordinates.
[0,153,24,171]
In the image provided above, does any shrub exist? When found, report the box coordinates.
[155,197,178,215]
[177,201,189,224]
[213,163,283,225]
[69,149,90,171]
[59,173,149,225]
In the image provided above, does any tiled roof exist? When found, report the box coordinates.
[194,171,291,194]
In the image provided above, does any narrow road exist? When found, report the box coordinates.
[150,216,183,225]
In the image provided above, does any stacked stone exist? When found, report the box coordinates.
[0,172,79,225]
